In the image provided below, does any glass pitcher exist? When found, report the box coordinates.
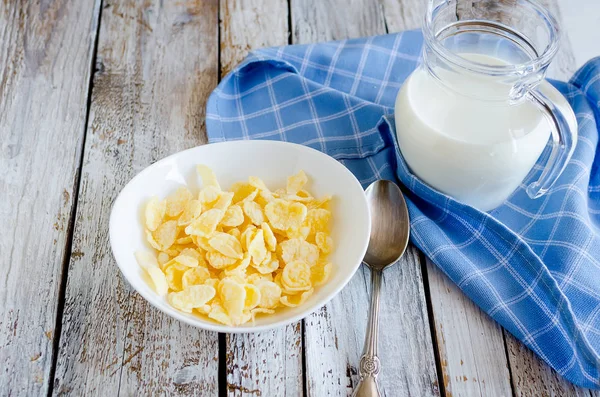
[395,0,578,211]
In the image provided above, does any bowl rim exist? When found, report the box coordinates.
[109,140,371,333]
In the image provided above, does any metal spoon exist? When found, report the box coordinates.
[352,180,411,397]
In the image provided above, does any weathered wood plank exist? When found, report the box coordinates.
[380,0,426,32]
[505,333,592,397]
[0,1,101,395]
[291,0,386,43]
[52,1,220,395]
[291,1,440,395]
[425,261,513,397]
[219,1,304,396]
[220,0,289,76]
[226,323,303,396]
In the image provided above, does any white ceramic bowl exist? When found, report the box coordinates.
[110,140,370,333]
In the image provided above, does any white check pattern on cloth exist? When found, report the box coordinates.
[206,30,600,389]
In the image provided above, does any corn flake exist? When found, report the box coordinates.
[135,250,158,270]
[241,224,257,251]
[206,251,238,269]
[154,220,178,251]
[147,266,169,296]
[221,205,244,227]
[166,187,193,218]
[244,284,261,310]
[282,260,312,291]
[168,285,216,312]
[308,209,331,234]
[178,200,202,226]
[157,252,170,266]
[209,232,243,259]
[213,191,234,211]
[164,262,187,291]
[145,197,166,232]
[260,222,277,252]
[174,254,199,268]
[280,288,313,307]
[264,199,307,231]
[197,165,221,191]
[243,200,264,225]
[311,262,333,286]
[287,170,308,195]
[279,238,319,267]
[248,229,267,265]
[185,208,223,236]
[315,232,333,254]
[219,278,246,321]
[231,182,255,203]
[182,267,212,289]
[253,279,282,309]
[198,185,221,207]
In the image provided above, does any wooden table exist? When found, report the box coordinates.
[2,0,599,396]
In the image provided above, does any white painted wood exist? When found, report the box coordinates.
[220,0,290,76]
[291,0,386,43]
[0,1,101,395]
[292,1,439,395]
[425,261,513,397]
[219,2,304,396]
[226,324,303,396]
[380,0,427,32]
[505,333,594,397]
[51,1,220,395]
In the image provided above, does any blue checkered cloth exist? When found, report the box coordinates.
[206,30,600,388]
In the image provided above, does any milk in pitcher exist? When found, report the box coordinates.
[395,53,551,211]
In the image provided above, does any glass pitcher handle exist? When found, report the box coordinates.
[524,87,578,199]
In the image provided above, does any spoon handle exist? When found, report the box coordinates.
[352,268,383,397]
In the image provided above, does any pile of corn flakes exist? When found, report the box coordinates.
[135,165,334,326]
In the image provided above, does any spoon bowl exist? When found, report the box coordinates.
[364,180,410,270]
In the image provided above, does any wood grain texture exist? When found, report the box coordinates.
[291,1,439,395]
[505,333,594,397]
[380,0,426,32]
[51,0,219,395]
[0,1,101,395]
[226,324,303,396]
[219,2,303,395]
[426,261,513,397]
[220,0,289,76]
[291,0,386,43]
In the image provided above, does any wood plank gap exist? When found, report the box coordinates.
[218,0,223,82]
[46,2,104,396]
[301,320,308,397]
[419,251,447,397]
[501,327,517,397]
[287,0,293,45]
[219,333,227,397]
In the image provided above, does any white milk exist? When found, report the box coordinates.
[395,53,551,211]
